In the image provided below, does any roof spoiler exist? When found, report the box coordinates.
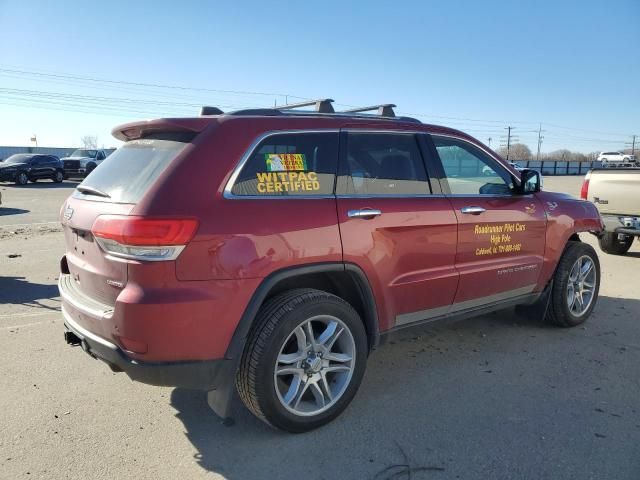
[112,118,211,141]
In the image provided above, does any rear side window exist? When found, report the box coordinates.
[339,132,430,195]
[77,134,192,203]
[231,132,338,196]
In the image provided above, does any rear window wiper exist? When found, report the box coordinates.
[76,185,111,198]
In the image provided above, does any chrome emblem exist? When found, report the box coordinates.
[63,205,74,221]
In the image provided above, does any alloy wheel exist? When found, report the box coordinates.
[274,315,356,417]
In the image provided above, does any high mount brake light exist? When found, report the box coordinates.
[91,216,198,261]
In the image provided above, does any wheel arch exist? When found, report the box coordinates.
[225,262,380,362]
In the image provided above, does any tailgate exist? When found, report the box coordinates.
[589,170,640,215]
[62,196,134,306]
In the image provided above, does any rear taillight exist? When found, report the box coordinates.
[92,215,198,261]
[580,172,591,200]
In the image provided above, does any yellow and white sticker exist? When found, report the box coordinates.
[266,153,307,172]
[256,171,320,193]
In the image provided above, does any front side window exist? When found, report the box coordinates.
[433,136,513,195]
[231,132,338,196]
[339,132,430,195]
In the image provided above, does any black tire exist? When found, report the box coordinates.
[546,241,600,327]
[53,170,64,183]
[236,288,368,433]
[598,232,633,255]
[15,172,28,185]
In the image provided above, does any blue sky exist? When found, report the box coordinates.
[0,0,637,153]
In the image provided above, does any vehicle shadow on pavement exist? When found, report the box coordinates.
[169,296,640,479]
[0,276,60,310]
[0,207,30,216]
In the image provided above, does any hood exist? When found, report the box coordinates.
[0,162,26,169]
[540,191,575,201]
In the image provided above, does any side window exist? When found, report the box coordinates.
[231,132,338,196]
[97,151,105,160]
[339,133,430,195]
[432,136,513,195]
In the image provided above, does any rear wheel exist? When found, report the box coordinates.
[598,232,633,255]
[237,289,368,433]
[546,242,600,327]
[16,172,28,185]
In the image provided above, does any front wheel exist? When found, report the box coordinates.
[598,232,633,255]
[546,241,600,327]
[237,289,368,433]
[15,172,28,185]
[53,170,64,183]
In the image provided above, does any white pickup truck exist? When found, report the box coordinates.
[581,168,640,254]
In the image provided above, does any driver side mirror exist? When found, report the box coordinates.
[517,169,541,194]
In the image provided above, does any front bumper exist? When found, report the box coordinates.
[601,214,640,237]
[0,171,17,182]
[63,168,87,177]
[62,304,232,390]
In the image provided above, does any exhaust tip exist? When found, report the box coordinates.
[64,330,81,346]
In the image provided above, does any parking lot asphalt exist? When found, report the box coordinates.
[1,177,639,480]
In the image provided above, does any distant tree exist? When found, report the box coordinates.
[496,143,532,161]
[80,135,98,149]
[569,151,587,162]
[587,151,600,161]
[546,149,572,161]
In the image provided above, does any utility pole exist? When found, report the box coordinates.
[501,126,516,160]
[536,123,545,161]
[625,134,637,155]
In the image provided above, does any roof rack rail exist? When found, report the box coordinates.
[342,104,396,117]
[275,98,335,113]
[200,106,224,115]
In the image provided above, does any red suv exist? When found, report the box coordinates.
[59,100,604,432]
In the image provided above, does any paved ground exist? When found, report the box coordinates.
[1,177,639,480]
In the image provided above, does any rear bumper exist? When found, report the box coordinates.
[62,304,232,390]
[601,214,640,236]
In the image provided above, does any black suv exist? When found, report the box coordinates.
[0,154,65,185]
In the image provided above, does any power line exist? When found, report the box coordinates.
[1,65,633,138]
[0,66,306,100]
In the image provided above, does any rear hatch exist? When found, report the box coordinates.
[61,134,195,306]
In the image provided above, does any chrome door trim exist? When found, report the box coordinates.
[395,283,537,327]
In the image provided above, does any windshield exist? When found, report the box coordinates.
[70,149,98,158]
[3,154,31,164]
[76,136,190,203]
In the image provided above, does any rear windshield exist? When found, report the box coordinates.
[77,136,191,203]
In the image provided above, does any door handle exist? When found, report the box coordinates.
[460,206,486,215]
[347,209,382,219]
